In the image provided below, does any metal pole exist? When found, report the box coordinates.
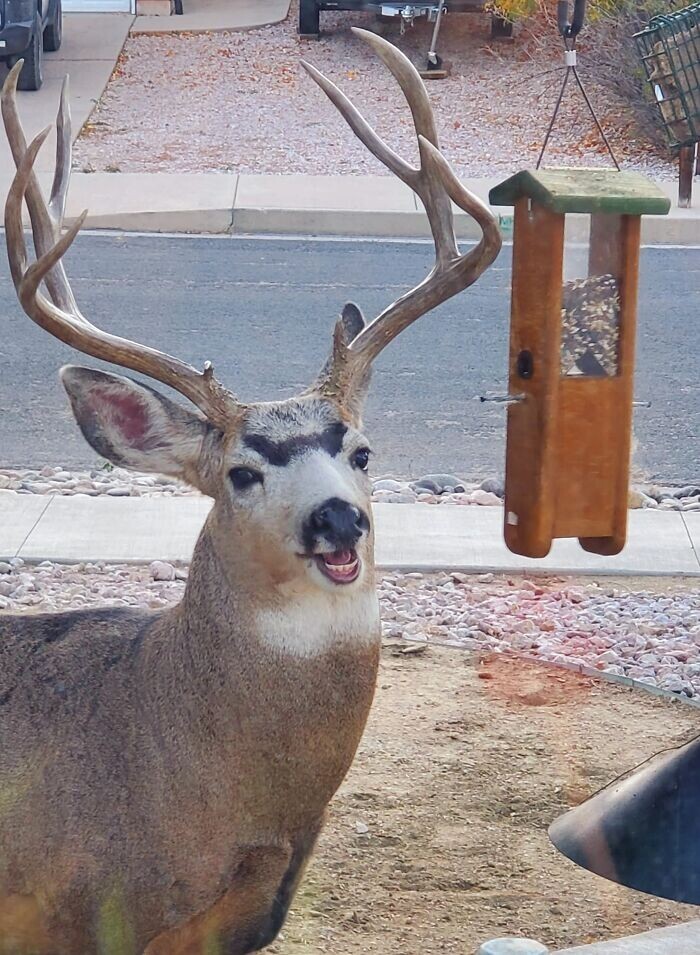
[679,143,695,208]
[427,0,447,66]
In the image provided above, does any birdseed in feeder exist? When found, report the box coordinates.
[560,273,621,377]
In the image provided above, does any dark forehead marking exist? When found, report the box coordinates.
[244,423,348,467]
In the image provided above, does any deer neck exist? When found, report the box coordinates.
[166,512,381,674]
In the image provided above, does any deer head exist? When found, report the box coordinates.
[2,29,501,600]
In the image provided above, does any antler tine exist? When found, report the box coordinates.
[300,59,415,186]
[1,62,76,314]
[2,66,242,429]
[304,30,502,407]
[49,75,72,226]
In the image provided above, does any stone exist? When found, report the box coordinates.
[674,485,700,499]
[0,475,11,489]
[106,486,131,497]
[23,482,53,494]
[372,479,405,493]
[411,478,442,494]
[415,473,464,492]
[627,488,656,509]
[149,561,176,582]
[658,673,686,694]
[479,477,504,497]
[470,489,502,506]
[0,562,12,574]
[393,491,417,504]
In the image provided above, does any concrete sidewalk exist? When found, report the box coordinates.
[3,493,700,573]
[133,0,291,35]
[555,919,700,953]
[59,171,700,243]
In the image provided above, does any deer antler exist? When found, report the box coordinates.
[301,28,502,406]
[1,62,243,430]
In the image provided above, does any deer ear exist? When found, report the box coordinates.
[338,302,366,343]
[60,366,212,484]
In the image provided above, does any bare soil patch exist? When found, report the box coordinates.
[269,646,698,954]
[73,3,675,179]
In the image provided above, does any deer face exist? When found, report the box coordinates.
[59,366,374,594]
[221,399,373,591]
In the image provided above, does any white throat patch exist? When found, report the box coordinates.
[256,587,380,659]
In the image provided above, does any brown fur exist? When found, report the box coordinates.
[0,519,379,953]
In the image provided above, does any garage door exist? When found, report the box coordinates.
[63,0,134,11]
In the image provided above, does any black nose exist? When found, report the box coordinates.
[305,498,369,550]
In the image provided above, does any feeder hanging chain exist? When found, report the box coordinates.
[536,0,620,171]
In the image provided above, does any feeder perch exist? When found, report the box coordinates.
[488,168,670,560]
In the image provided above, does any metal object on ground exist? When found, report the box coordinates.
[550,734,700,905]
[420,0,449,79]
[298,1,509,43]
[635,2,700,207]
[488,168,670,560]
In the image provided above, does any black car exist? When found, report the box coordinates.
[0,0,63,91]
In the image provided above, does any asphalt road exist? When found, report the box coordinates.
[0,234,698,482]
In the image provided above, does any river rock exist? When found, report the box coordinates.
[479,478,504,497]
[149,561,176,582]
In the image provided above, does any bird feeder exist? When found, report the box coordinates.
[488,168,670,559]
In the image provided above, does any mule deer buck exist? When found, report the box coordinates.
[0,29,500,954]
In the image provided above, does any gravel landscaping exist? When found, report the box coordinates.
[73,2,675,179]
[3,466,699,511]
[2,557,700,701]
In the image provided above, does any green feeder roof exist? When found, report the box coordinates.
[489,168,671,215]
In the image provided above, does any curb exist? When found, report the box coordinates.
[65,206,700,246]
[59,173,700,245]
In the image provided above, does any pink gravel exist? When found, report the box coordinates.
[73,2,675,179]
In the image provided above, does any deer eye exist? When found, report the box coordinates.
[229,467,263,491]
[352,448,371,471]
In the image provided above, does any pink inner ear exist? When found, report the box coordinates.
[94,387,150,448]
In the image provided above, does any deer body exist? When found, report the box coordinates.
[0,402,380,953]
[0,28,500,954]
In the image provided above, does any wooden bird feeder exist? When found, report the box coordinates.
[488,168,671,559]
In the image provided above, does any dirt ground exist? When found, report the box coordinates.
[268,644,699,954]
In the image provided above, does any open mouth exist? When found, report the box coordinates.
[314,548,361,585]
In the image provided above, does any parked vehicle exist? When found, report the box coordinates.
[0,0,62,91]
[299,1,513,40]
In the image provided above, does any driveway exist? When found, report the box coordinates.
[0,13,132,204]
